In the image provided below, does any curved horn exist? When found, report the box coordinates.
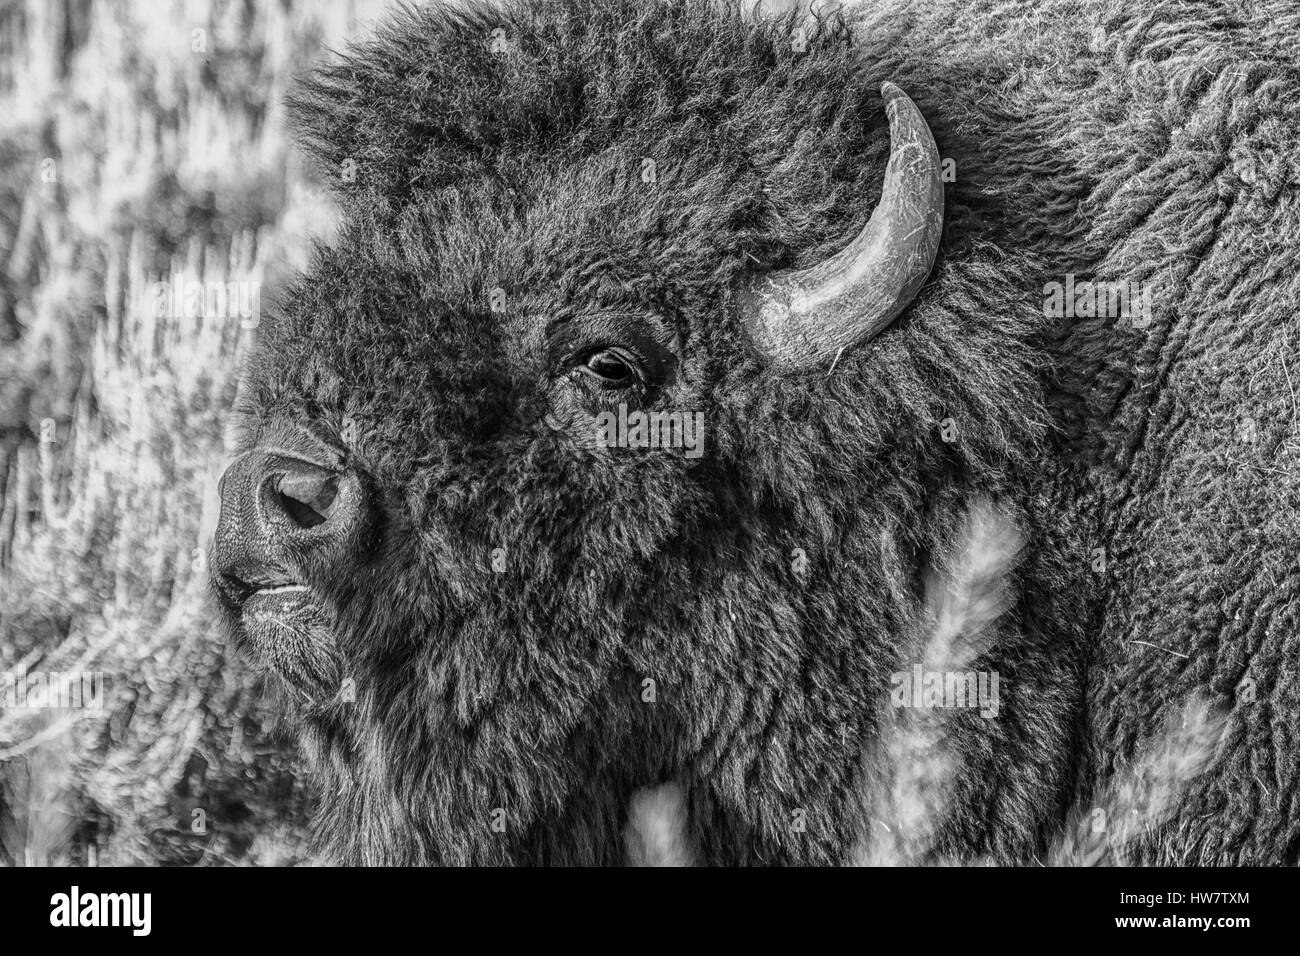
[741,82,944,368]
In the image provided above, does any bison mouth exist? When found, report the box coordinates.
[218,565,306,608]
[215,568,342,706]
[239,580,313,626]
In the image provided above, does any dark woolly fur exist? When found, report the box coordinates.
[223,0,1299,864]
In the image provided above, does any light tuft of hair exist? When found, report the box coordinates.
[624,782,694,867]
[855,495,1023,865]
[1051,694,1226,866]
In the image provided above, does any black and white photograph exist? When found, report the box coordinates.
[0,0,1292,930]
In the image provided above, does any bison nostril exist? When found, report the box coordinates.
[275,471,340,529]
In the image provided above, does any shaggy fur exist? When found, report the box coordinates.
[214,0,1300,865]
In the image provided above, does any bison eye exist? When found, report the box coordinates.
[577,347,642,389]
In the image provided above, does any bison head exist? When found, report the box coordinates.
[210,0,1072,865]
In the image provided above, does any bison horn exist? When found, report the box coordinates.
[741,82,945,368]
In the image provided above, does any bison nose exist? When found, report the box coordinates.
[211,449,369,595]
[249,456,355,539]
[273,468,340,529]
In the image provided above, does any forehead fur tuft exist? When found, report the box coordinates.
[287,0,884,272]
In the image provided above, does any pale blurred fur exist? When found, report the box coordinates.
[855,495,1023,866]
[624,782,694,867]
[1050,695,1226,866]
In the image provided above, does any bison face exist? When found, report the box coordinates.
[204,1,1017,866]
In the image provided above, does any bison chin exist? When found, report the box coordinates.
[238,590,342,708]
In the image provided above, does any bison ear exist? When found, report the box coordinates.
[739,83,945,369]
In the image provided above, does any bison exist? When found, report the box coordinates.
[210,0,1300,865]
